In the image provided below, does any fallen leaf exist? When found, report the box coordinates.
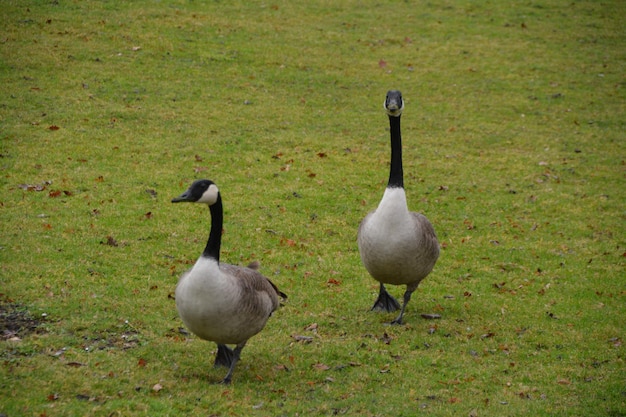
[48,125,60,131]
[312,363,330,371]
[292,335,313,343]
[137,358,147,367]
[152,383,163,392]
[327,278,341,286]
[19,181,52,191]
[66,362,86,367]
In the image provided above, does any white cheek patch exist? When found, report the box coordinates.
[198,184,219,204]
[383,95,405,116]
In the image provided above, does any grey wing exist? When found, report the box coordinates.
[411,212,440,262]
[221,264,284,311]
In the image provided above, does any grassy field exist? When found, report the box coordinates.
[1,0,624,415]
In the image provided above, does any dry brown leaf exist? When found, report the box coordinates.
[312,363,330,371]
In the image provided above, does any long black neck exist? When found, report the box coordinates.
[387,115,404,189]
[202,194,223,263]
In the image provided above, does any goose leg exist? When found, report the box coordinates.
[391,288,414,325]
[371,283,401,312]
[220,341,247,385]
[214,344,234,368]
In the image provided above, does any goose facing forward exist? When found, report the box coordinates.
[172,179,286,384]
[357,90,439,325]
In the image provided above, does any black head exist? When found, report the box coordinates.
[384,90,404,117]
[172,179,220,205]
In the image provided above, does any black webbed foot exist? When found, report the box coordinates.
[371,283,401,312]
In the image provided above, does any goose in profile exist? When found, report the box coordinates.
[171,179,286,384]
[357,90,439,325]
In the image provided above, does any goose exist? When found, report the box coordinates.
[171,179,286,384]
[357,90,439,325]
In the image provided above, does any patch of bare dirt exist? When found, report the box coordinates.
[0,302,43,340]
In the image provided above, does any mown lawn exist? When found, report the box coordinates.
[1,1,624,416]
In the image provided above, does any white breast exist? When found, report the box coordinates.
[358,188,431,285]
[175,257,268,344]
[362,188,413,243]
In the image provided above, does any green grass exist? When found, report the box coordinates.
[1,0,624,415]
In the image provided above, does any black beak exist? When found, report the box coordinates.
[171,191,192,203]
